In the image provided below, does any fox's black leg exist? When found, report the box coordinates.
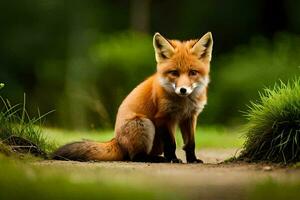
[157,126,182,163]
[179,116,203,163]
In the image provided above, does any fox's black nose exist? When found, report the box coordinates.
[180,88,187,94]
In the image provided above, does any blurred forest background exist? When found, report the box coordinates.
[0,0,300,129]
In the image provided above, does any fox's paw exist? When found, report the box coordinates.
[170,158,183,163]
[187,158,203,164]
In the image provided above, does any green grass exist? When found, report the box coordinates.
[0,155,182,200]
[44,126,243,149]
[0,95,56,157]
[239,78,300,163]
[178,126,243,148]
[43,128,114,146]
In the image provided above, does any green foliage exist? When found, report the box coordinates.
[239,78,300,163]
[92,32,155,70]
[204,33,300,125]
[0,96,56,157]
[87,32,155,126]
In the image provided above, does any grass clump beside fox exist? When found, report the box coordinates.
[238,78,300,164]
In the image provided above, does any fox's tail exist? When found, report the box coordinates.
[52,138,125,161]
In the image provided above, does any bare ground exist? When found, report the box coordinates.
[37,148,300,200]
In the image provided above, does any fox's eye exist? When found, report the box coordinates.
[168,70,179,77]
[189,70,199,76]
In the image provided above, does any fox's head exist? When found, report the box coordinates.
[153,32,213,97]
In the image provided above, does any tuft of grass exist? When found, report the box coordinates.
[0,95,56,157]
[239,78,300,163]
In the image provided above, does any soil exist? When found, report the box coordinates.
[38,148,300,200]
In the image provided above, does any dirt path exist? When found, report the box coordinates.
[38,148,300,200]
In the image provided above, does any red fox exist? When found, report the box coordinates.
[53,32,213,163]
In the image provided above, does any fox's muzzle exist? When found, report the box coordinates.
[175,86,193,96]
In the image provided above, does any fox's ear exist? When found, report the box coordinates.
[153,32,175,63]
[191,32,213,62]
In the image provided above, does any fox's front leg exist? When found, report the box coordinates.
[179,116,203,163]
[157,125,182,163]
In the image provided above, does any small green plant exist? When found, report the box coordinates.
[0,94,56,158]
[239,78,300,163]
